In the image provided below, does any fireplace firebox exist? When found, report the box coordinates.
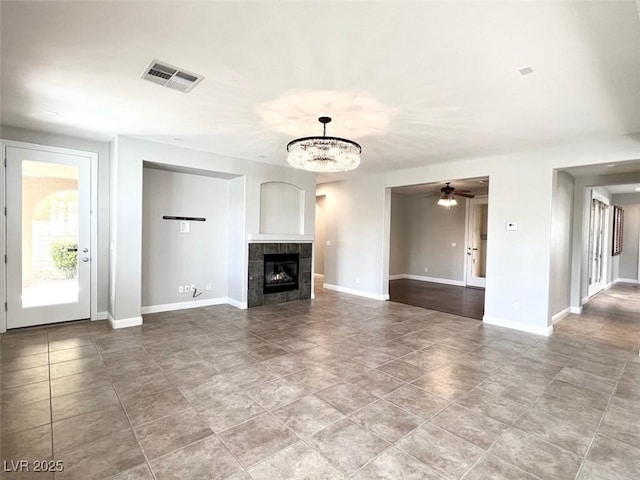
[263,253,299,294]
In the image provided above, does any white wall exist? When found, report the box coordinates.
[109,135,316,323]
[142,168,230,307]
[1,126,111,315]
[549,170,575,318]
[318,133,640,335]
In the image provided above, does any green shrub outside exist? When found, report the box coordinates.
[50,241,78,278]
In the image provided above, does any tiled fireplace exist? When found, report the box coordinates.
[248,243,312,307]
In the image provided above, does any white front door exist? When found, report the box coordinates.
[466,197,488,288]
[6,146,91,329]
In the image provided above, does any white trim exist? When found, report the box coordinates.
[141,297,228,314]
[582,295,590,305]
[323,283,389,301]
[569,306,582,314]
[226,297,247,309]
[483,315,553,336]
[0,142,6,333]
[388,273,466,287]
[108,312,142,329]
[551,307,570,324]
[90,151,98,321]
[95,311,108,320]
[615,278,640,284]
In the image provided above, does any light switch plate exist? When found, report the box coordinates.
[180,221,191,233]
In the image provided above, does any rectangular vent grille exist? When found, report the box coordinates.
[141,60,203,93]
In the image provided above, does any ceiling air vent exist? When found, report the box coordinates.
[141,59,203,93]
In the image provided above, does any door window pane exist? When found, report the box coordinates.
[22,161,79,307]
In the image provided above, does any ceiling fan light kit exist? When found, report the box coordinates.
[287,117,361,173]
[436,182,474,208]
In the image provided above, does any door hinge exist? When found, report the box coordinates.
[3,206,6,216]
[4,302,7,312]
[4,254,6,264]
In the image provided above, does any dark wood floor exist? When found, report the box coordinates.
[389,279,485,320]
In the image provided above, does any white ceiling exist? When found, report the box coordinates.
[605,183,640,194]
[3,1,640,181]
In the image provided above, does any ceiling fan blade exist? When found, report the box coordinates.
[456,192,475,198]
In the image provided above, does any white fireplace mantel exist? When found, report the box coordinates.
[247,233,314,243]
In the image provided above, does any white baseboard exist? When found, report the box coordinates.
[141,297,228,314]
[94,311,108,321]
[569,306,582,314]
[108,312,143,329]
[323,283,388,301]
[615,278,639,284]
[389,273,465,287]
[483,315,553,336]
[551,307,570,324]
[226,297,247,310]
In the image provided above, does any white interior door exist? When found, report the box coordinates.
[588,195,608,298]
[466,197,488,288]
[6,146,91,329]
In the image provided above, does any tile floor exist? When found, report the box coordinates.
[1,283,639,479]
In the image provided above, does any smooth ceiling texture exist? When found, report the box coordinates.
[2,1,640,178]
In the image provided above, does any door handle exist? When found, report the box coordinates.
[82,257,90,263]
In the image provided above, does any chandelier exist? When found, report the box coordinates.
[287,117,361,172]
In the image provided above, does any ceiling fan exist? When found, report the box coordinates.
[425,182,475,208]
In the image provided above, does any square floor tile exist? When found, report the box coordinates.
[397,423,484,479]
[316,382,378,415]
[248,441,345,479]
[350,399,423,442]
[194,391,264,432]
[274,395,344,437]
[308,419,388,475]
[219,413,298,468]
[431,403,508,449]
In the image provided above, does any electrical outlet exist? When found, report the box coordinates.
[206,283,212,291]
[513,302,520,311]
[178,286,184,294]
[451,242,456,247]
[185,285,191,293]
[424,267,428,273]
[356,277,360,284]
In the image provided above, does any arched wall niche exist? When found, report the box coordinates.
[259,181,304,234]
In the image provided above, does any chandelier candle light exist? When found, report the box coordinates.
[287,117,361,172]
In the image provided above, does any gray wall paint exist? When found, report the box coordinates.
[315,196,326,275]
[318,133,640,332]
[405,194,467,280]
[389,193,466,281]
[142,168,230,306]
[110,135,316,320]
[227,176,246,304]
[1,126,111,314]
[611,193,640,281]
[549,170,574,317]
[389,194,407,276]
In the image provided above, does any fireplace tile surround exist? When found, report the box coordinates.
[248,242,312,307]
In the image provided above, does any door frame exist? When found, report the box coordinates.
[464,195,488,288]
[0,140,98,333]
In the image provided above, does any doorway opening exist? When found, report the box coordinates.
[388,177,489,319]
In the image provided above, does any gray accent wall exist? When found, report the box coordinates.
[390,193,467,281]
[315,196,326,275]
[142,168,230,307]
